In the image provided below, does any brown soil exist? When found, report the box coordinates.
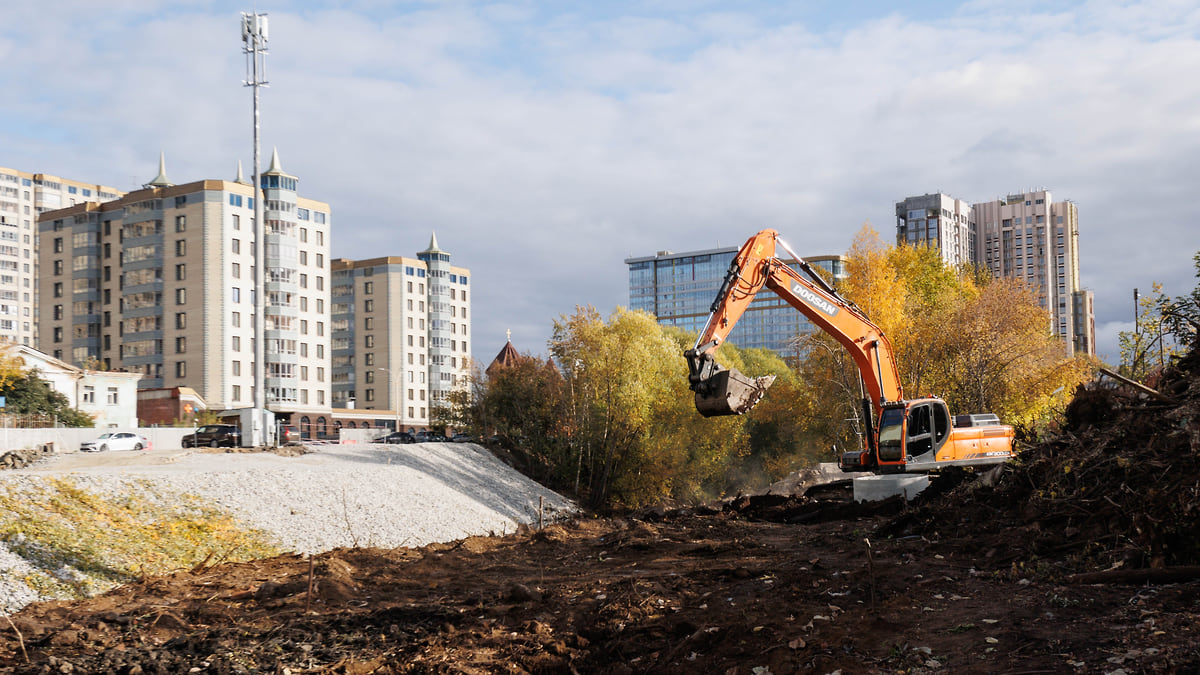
[2,347,1198,674]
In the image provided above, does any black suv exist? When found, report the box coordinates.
[182,424,242,448]
[382,431,416,444]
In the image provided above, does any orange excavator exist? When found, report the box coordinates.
[684,229,1014,473]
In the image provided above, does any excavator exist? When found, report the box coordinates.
[684,229,1014,474]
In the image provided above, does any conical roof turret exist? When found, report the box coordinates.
[235,160,251,185]
[144,151,172,188]
[262,146,295,178]
[421,231,447,255]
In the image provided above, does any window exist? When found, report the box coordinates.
[232,385,241,400]
[232,336,241,351]
[364,299,374,312]
[316,254,324,267]
[53,282,63,298]
[175,288,186,304]
[175,215,186,232]
[317,367,324,382]
[365,317,374,330]
[317,231,324,245]
[300,320,308,334]
[232,239,240,254]
[232,214,240,230]
[53,237,63,253]
[106,387,119,405]
[232,287,240,303]
[175,361,186,377]
[232,262,240,278]
[300,274,308,288]
[317,277,324,291]
[175,337,186,353]
[175,239,186,256]
[364,281,374,294]
[365,335,375,347]
[175,312,186,329]
[299,251,307,265]
[53,260,63,275]
[82,386,95,404]
[233,361,241,376]
[317,322,324,336]
[365,389,375,402]
[175,264,186,281]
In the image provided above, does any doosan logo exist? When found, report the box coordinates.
[791,283,839,316]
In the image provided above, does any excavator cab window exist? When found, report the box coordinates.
[906,404,933,458]
[877,407,905,462]
[932,402,950,445]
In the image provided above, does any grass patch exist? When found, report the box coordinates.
[0,477,282,602]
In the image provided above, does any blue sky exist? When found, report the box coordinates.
[2,0,1198,366]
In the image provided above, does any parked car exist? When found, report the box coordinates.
[382,431,416,444]
[450,433,474,443]
[414,430,448,443]
[80,432,150,453]
[279,425,301,445]
[181,424,242,448]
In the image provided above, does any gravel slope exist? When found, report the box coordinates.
[0,442,575,613]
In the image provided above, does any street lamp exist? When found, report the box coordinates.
[377,367,400,432]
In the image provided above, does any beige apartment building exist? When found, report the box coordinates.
[36,151,333,417]
[331,235,472,431]
[896,188,1095,356]
[974,190,1094,356]
[0,166,123,346]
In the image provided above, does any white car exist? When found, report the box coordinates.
[80,432,151,453]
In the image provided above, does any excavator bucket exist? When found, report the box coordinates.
[694,368,776,417]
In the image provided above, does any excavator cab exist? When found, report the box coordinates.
[685,349,776,417]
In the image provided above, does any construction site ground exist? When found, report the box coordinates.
[2,343,1200,673]
[0,479,1195,674]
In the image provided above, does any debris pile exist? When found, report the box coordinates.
[891,343,1200,573]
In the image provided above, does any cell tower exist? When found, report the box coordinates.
[242,11,271,447]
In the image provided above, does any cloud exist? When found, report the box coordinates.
[2,0,1198,364]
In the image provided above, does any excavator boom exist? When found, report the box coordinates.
[684,229,901,417]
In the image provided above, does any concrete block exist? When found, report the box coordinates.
[853,474,929,503]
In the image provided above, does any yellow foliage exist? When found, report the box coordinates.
[0,477,281,602]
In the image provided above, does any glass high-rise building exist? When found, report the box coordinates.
[625,246,847,357]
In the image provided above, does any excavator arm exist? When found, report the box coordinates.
[684,229,904,417]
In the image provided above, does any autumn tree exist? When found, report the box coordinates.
[797,224,1092,447]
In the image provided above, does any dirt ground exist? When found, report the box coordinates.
[3,345,1199,674]
[0,480,1197,674]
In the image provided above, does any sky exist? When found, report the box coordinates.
[2,0,1198,366]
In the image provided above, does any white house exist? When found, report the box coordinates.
[10,345,142,428]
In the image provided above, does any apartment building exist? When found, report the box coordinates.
[36,151,333,416]
[895,193,975,268]
[626,246,848,357]
[896,188,1096,357]
[974,190,1094,356]
[0,166,122,346]
[330,234,472,431]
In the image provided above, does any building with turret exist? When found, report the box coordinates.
[36,152,333,419]
[330,234,472,431]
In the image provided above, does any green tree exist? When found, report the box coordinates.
[1119,283,1189,382]
[0,369,94,427]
